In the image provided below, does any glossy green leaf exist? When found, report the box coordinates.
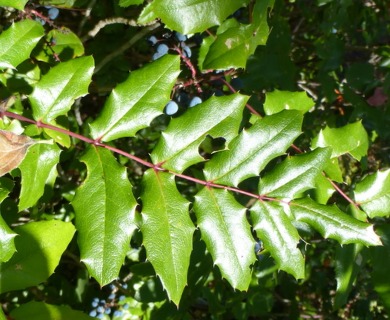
[0,20,44,69]
[312,174,335,204]
[72,146,137,286]
[291,198,382,246]
[202,0,272,70]
[90,55,180,142]
[311,121,368,160]
[39,0,76,7]
[119,0,143,6]
[0,215,16,262]
[140,170,195,305]
[204,110,303,186]
[334,244,364,309]
[151,94,248,173]
[141,0,249,34]
[193,188,255,290]
[0,220,75,294]
[0,177,13,202]
[29,56,94,122]
[371,225,390,313]
[354,169,390,218]
[264,90,314,115]
[10,301,93,320]
[0,0,28,10]
[18,142,61,211]
[33,28,84,63]
[0,177,16,262]
[251,201,305,279]
[259,147,331,198]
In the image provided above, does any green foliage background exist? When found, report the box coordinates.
[0,0,389,319]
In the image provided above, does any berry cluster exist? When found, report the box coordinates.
[35,6,59,25]
[88,282,130,319]
[149,32,192,61]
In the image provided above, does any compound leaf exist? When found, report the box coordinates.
[250,201,305,279]
[140,170,195,305]
[0,220,75,294]
[259,147,332,199]
[29,56,94,122]
[18,142,61,211]
[151,94,248,173]
[204,110,303,186]
[311,121,369,160]
[193,188,255,290]
[143,0,250,34]
[291,197,382,246]
[354,169,390,218]
[0,19,44,69]
[72,146,137,286]
[90,55,180,142]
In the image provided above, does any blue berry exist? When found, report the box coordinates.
[156,44,169,54]
[182,45,192,58]
[123,303,130,310]
[164,100,179,115]
[35,18,46,25]
[96,306,105,313]
[105,308,111,314]
[113,310,123,317]
[99,300,106,305]
[108,293,115,300]
[96,314,104,319]
[89,310,97,317]
[122,283,128,290]
[175,32,187,42]
[148,35,158,45]
[152,52,163,60]
[189,96,202,107]
[48,7,59,20]
[91,300,98,308]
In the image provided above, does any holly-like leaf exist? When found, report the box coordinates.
[202,0,273,70]
[90,55,180,142]
[139,0,250,34]
[29,56,94,122]
[0,220,75,294]
[0,0,28,10]
[204,110,303,186]
[0,216,16,263]
[291,197,382,246]
[0,20,44,69]
[259,147,332,199]
[119,0,144,6]
[0,177,16,262]
[263,90,314,115]
[151,94,248,173]
[250,201,305,279]
[18,142,61,211]
[0,130,35,177]
[140,170,195,305]
[72,146,137,286]
[334,244,364,309]
[193,188,255,290]
[10,301,94,320]
[311,121,369,160]
[354,169,390,218]
[371,225,390,313]
[33,28,84,63]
